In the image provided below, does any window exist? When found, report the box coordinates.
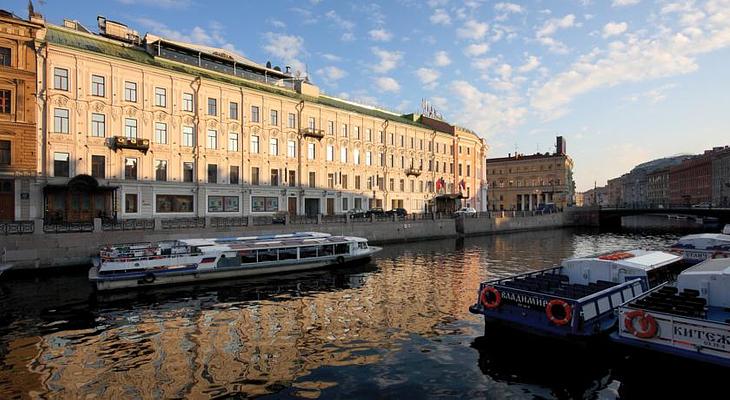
[390,179,395,191]
[155,160,167,181]
[287,140,296,158]
[400,179,405,192]
[288,170,296,187]
[91,113,105,137]
[155,87,166,107]
[367,177,373,190]
[366,151,372,166]
[309,171,316,188]
[208,164,217,183]
[54,109,69,133]
[251,106,260,122]
[355,175,361,190]
[353,149,360,165]
[328,121,335,135]
[207,129,217,149]
[229,102,238,119]
[125,193,138,213]
[0,140,10,165]
[54,68,69,91]
[467,165,471,176]
[124,81,136,102]
[342,174,348,189]
[342,124,348,137]
[228,132,239,151]
[54,152,70,177]
[251,135,260,153]
[269,138,278,155]
[208,196,239,212]
[270,109,278,126]
[125,158,138,180]
[340,147,347,163]
[328,173,335,188]
[230,166,239,184]
[208,98,217,116]
[342,198,348,211]
[271,169,279,186]
[355,126,360,139]
[156,195,194,213]
[182,126,194,147]
[155,122,168,144]
[0,47,10,66]
[91,155,105,179]
[308,117,316,130]
[91,75,105,97]
[251,167,260,185]
[183,162,194,182]
[251,196,278,212]
[367,129,372,141]
[326,145,334,161]
[288,113,296,128]
[182,93,193,111]
[124,118,137,138]
[308,143,316,160]
[459,164,462,175]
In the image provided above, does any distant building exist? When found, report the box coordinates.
[574,191,584,207]
[669,149,724,206]
[582,186,608,207]
[607,176,624,207]
[647,167,671,208]
[712,147,730,207]
[486,136,574,211]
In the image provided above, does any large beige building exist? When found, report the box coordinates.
[486,137,574,211]
[33,16,487,222]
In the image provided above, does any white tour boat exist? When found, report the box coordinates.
[88,232,381,291]
[669,232,730,264]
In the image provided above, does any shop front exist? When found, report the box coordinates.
[44,175,117,223]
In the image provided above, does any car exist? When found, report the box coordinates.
[692,203,711,209]
[364,207,387,218]
[347,208,367,218]
[535,203,558,213]
[386,208,408,217]
[272,211,287,224]
[454,207,477,216]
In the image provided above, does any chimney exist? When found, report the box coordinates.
[556,136,566,155]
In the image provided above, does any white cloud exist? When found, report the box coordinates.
[494,2,525,14]
[268,19,286,29]
[427,0,449,8]
[624,84,677,104]
[316,66,348,85]
[341,32,355,42]
[416,67,440,87]
[325,10,355,31]
[457,20,489,40]
[449,80,527,135]
[433,50,452,66]
[371,47,403,73]
[471,57,497,72]
[321,53,342,62]
[369,28,393,42]
[262,32,306,75]
[535,14,576,53]
[137,18,241,54]
[603,21,628,38]
[374,77,401,92]
[117,0,191,8]
[517,55,540,73]
[612,0,640,6]
[430,9,451,25]
[464,43,489,57]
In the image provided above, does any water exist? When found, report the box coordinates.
[0,224,725,399]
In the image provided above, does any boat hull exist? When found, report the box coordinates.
[89,247,381,291]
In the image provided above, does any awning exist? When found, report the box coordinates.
[433,193,465,200]
[44,174,118,193]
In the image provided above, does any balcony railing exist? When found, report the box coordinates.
[405,167,422,177]
[300,128,325,139]
[1,221,34,235]
[111,136,150,154]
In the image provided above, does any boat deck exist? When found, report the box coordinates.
[500,273,619,300]
[627,286,730,323]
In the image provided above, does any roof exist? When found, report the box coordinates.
[615,251,681,270]
[682,258,730,274]
[45,25,457,135]
[487,153,568,163]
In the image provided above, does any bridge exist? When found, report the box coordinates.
[597,207,730,228]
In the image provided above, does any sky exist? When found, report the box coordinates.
[6,0,730,191]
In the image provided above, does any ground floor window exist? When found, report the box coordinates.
[251,196,278,212]
[156,194,194,213]
[125,193,138,213]
[208,195,239,212]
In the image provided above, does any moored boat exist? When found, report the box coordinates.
[469,250,687,338]
[613,257,730,367]
[89,232,381,291]
[669,233,730,264]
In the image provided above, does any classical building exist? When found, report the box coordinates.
[0,9,44,221]
[486,136,574,211]
[34,16,487,222]
[582,185,608,207]
[607,176,624,208]
[669,150,716,206]
[712,147,730,207]
[646,167,670,208]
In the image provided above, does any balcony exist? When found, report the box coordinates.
[405,167,422,177]
[111,136,150,154]
[301,128,325,139]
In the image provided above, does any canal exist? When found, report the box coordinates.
[0,219,725,399]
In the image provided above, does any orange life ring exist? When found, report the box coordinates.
[480,286,501,309]
[624,309,658,338]
[546,299,572,325]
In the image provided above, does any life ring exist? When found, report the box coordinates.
[142,272,156,284]
[546,299,572,326]
[336,256,345,265]
[624,309,658,338]
[480,286,501,309]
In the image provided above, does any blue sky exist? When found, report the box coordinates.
[7,0,730,191]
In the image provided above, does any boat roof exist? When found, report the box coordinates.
[566,250,681,271]
[675,233,730,243]
[681,258,730,275]
[180,232,365,252]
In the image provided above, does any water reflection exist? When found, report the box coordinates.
[0,227,712,399]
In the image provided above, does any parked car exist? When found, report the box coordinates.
[386,208,408,217]
[692,203,711,209]
[272,211,287,224]
[365,207,387,217]
[454,207,477,216]
[536,203,558,213]
[347,208,367,218]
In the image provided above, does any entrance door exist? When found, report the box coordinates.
[304,198,319,217]
[288,197,297,215]
[326,198,335,215]
[0,180,13,221]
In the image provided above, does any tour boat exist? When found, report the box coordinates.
[669,232,730,264]
[469,250,687,338]
[613,257,730,367]
[88,232,381,291]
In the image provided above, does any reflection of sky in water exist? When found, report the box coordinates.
[0,226,720,399]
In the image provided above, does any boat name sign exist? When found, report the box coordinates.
[501,290,549,308]
[672,324,730,351]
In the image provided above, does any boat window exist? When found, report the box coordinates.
[279,247,298,260]
[318,245,335,257]
[239,250,256,263]
[300,246,318,258]
[258,249,278,262]
[358,242,368,249]
[335,243,349,255]
[583,303,597,320]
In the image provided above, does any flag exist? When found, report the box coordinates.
[459,179,466,192]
